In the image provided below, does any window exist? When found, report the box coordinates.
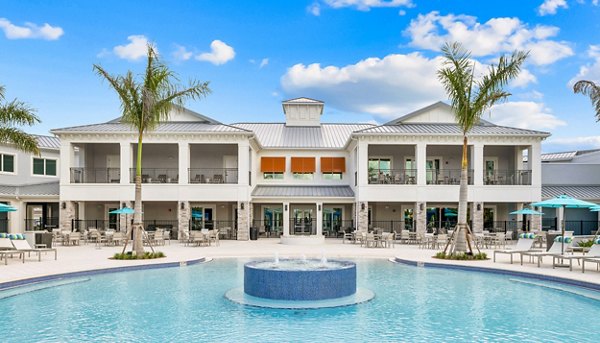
[293,173,313,180]
[0,154,15,173]
[33,158,57,176]
[291,157,315,180]
[322,173,342,180]
[368,158,391,182]
[263,172,284,180]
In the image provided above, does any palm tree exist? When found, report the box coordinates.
[0,85,40,154]
[437,42,528,255]
[573,80,600,119]
[94,45,211,255]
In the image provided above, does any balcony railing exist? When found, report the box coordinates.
[189,168,238,184]
[426,169,474,185]
[25,217,59,231]
[70,167,120,183]
[130,168,179,183]
[368,169,417,184]
[323,219,354,237]
[190,219,237,239]
[484,170,531,185]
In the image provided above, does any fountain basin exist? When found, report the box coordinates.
[244,259,356,301]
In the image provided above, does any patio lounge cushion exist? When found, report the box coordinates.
[0,233,7,238]
[519,233,535,239]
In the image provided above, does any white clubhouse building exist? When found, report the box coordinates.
[46,98,548,241]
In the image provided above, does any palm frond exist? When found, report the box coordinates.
[0,99,40,125]
[0,127,40,155]
[573,80,600,121]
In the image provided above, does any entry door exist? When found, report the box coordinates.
[484,158,497,183]
[191,206,215,230]
[108,207,118,230]
[426,159,441,184]
[223,155,237,183]
[107,155,120,183]
[293,209,313,235]
[484,208,495,230]
[263,207,283,235]
[323,208,342,236]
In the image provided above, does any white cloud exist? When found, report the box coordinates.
[281,53,446,116]
[172,44,192,61]
[324,0,413,11]
[538,0,568,15]
[0,18,63,40]
[308,3,321,16]
[259,58,269,68]
[569,45,600,85]
[196,40,235,65]
[546,136,600,148]
[511,68,537,88]
[405,11,573,66]
[398,10,406,16]
[113,35,152,61]
[490,101,566,130]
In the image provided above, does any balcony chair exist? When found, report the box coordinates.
[157,174,168,183]
[213,174,223,183]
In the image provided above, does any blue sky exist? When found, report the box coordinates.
[1,0,600,152]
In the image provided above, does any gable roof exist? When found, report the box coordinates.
[282,97,324,104]
[0,181,59,198]
[107,104,221,125]
[384,101,493,126]
[33,135,60,150]
[540,149,600,162]
[354,123,550,137]
[233,123,374,149]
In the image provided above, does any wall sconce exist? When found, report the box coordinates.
[318,204,321,211]
[285,204,288,211]
[419,203,424,211]
[61,202,66,210]
[361,203,365,211]
[180,202,185,210]
[477,204,481,211]
[241,203,245,210]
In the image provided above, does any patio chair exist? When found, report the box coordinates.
[520,236,573,267]
[505,231,514,242]
[341,229,353,244]
[433,234,448,249]
[0,238,25,265]
[384,231,396,248]
[11,237,57,262]
[553,240,600,271]
[157,174,168,183]
[68,232,81,246]
[493,234,537,264]
[111,232,125,246]
[191,231,209,247]
[213,174,223,183]
[209,230,220,246]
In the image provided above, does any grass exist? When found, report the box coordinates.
[112,251,165,260]
[433,252,488,260]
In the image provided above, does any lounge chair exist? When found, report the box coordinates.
[520,236,573,267]
[11,237,57,262]
[493,234,536,264]
[0,237,25,264]
[553,240,600,271]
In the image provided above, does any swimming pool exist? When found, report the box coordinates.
[1,258,599,342]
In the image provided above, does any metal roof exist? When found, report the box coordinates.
[541,151,578,162]
[542,185,600,201]
[51,122,251,135]
[355,123,550,137]
[283,97,323,104]
[0,182,59,197]
[234,123,374,149]
[384,101,493,126]
[33,135,60,150]
[252,185,355,198]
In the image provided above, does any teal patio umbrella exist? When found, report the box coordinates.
[532,195,597,254]
[509,208,544,232]
[109,207,135,232]
[0,203,17,212]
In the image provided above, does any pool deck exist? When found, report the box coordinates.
[1,239,600,288]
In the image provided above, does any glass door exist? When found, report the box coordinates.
[426,158,441,184]
[323,207,342,237]
[191,206,215,230]
[108,207,118,230]
[484,208,495,231]
[263,207,283,236]
[292,209,314,235]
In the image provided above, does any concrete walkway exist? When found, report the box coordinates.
[1,238,600,287]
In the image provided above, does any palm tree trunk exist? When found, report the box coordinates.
[450,135,470,254]
[132,134,144,255]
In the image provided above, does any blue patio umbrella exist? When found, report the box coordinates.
[532,194,598,254]
[0,203,17,212]
[109,207,135,232]
[510,208,544,232]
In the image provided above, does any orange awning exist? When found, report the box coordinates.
[291,157,316,173]
[261,157,286,172]
[321,157,345,173]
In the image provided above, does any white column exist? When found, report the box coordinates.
[59,141,72,184]
[238,142,250,186]
[473,143,484,186]
[416,143,427,185]
[529,143,542,187]
[178,142,189,185]
[120,142,131,184]
[316,202,323,236]
[357,141,369,186]
[283,202,290,236]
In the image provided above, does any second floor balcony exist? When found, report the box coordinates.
[484,170,531,185]
[130,168,179,184]
[369,169,417,184]
[71,167,120,183]
[189,168,238,184]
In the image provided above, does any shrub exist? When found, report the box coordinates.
[577,239,595,248]
[434,252,488,260]
[112,251,166,260]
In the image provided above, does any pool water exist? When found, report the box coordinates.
[1,258,599,342]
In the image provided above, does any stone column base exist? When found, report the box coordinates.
[237,201,250,240]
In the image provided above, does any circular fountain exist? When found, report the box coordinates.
[225,255,374,309]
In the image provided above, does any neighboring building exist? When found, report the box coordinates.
[0,135,60,233]
[51,99,549,240]
[540,149,600,234]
